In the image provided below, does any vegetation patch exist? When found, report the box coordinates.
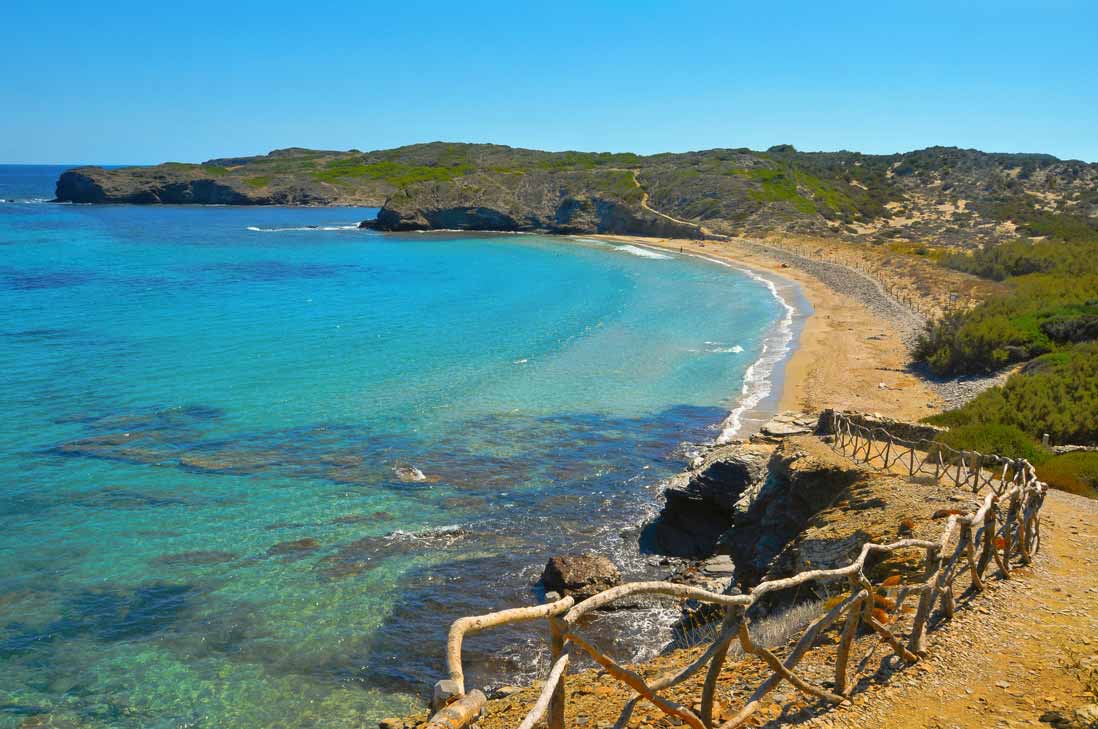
[245,176,271,188]
[916,235,1098,374]
[536,151,643,171]
[312,159,472,187]
[1036,452,1098,499]
[932,423,1049,465]
[926,343,1098,446]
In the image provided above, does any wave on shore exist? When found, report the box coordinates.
[246,224,361,232]
[680,254,798,443]
[613,244,672,260]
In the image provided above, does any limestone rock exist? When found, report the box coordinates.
[540,554,621,600]
[758,411,817,438]
[642,442,772,557]
[1072,704,1098,729]
[718,435,867,588]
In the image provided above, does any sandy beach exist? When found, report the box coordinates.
[591,235,946,424]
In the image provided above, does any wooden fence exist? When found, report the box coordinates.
[423,416,1047,729]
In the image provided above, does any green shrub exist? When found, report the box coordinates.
[917,233,1098,375]
[914,273,1098,375]
[1036,452,1098,499]
[245,176,271,188]
[926,343,1098,445]
[933,423,1049,465]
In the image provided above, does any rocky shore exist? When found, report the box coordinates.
[388,409,1074,729]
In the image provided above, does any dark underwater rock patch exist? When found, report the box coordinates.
[267,538,321,557]
[178,448,282,475]
[328,511,394,525]
[1,582,199,657]
[70,486,187,510]
[315,526,469,579]
[64,583,198,642]
[151,550,239,566]
[198,260,359,283]
[264,521,308,531]
[0,267,94,291]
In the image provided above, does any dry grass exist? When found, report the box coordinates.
[674,599,827,657]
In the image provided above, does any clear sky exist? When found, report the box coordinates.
[3,0,1097,164]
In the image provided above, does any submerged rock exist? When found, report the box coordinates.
[266,538,320,557]
[393,464,433,483]
[539,554,621,600]
[152,550,238,566]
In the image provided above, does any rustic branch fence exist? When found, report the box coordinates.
[423,414,1047,729]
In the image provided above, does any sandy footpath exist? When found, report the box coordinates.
[591,235,944,423]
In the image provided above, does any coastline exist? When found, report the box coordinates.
[586,234,945,424]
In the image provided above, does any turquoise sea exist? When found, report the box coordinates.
[0,165,794,727]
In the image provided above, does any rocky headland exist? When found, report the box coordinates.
[54,142,1098,245]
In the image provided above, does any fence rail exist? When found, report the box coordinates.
[423,414,1047,729]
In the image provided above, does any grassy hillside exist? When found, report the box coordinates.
[56,143,1098,243]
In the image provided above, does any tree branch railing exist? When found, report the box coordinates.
[423,414,1048,728]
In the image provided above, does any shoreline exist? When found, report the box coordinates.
[585,234,945,423]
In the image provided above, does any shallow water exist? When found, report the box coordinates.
[0,165,785,727]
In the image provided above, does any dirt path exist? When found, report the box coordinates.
[629,170,712,237]
[815,489,1098,729]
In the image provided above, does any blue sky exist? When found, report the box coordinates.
[3,0,1096,164]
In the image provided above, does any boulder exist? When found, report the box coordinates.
[1072,704,1098,729]
[540,554,620,600]
[758,411,817,439]
[642,443,771,557]
[717,436,867,588]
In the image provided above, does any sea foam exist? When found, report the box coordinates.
[247,224,360,232]
[681,254,798,443]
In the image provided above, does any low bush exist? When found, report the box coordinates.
[932,423,1049,465]
[916,233,1098,375]
[1036,452,1098,499]
[926,343,1098,446]
[913,273,1098,375]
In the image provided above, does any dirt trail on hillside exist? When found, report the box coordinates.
[812,489,1098,729]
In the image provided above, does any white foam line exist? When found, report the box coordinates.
[669,249,798,444]
[246,224,361,232]
[614,244,672,260]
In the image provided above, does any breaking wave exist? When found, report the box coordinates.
[246,224,361,232]
[612,244,672,260]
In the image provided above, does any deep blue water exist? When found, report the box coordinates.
[0,165,787,727]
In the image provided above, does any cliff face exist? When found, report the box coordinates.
[368,171,702,237]
[54,141,1098,244]
[644,421,978,603]
[54,165,384,206]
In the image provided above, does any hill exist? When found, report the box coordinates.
[54,142,1098,242]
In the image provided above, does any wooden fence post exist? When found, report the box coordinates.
[907,546,940,656]
[700,606,741,727]
[834,587,863,696]
[548,617,566,729]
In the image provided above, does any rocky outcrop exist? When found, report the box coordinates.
[539,554,621,600]
[643,442,772,557]
[364,171,702,238]
[644,410,979,602]
[54,167,350,205]
[718,436,868,588]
